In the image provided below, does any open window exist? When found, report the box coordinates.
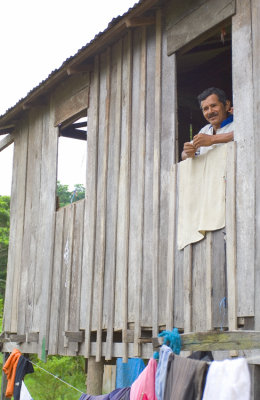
[56,113,87,209]
[54,82,89,209]
[176,23,232,161]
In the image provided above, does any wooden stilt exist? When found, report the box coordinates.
[86,357,104,395]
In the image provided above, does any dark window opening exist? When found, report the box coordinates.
[176,23,232,161]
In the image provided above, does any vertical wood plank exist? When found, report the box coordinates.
[17,109,43,335]
[159,29,177,329]
[226,142,237,330]
[166,165,177,330]
[128,29,142,327]
[82,55,99,357]
[152,10,162,337]
[192,239,207,332]
[105,40,122,360]
[183,244,192,333]
[205,232,213,331]
[252,0,260,330]
[36,103,58,354]
[95,48,111,362]
[134,27,146,357]
[4,122,28,333]
[232,0,254,317]
[63,205,75,349]
[115,31,132,362]
[48,208,65,355]
[69,200,85,354]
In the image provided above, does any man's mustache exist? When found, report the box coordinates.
[208,112,218,118]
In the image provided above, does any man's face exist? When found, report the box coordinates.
[201,94,230,130]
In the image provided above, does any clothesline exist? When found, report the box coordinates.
[29,359,84,394]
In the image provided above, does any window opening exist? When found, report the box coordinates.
[56,115,87,209]
[176,24,232,161]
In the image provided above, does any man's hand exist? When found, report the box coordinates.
[193,133,213,149]
[182,142,196,160]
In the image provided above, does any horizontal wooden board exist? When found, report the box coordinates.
[167,0,235,55]
[54,86,89,126]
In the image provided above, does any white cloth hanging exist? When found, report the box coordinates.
[202,358,250,400]
[20,381,33,400]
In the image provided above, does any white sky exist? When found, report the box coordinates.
[0,0,137,195]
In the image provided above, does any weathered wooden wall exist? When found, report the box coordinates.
[2,0,260,361]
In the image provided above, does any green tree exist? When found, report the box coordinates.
[57,181,85,208]
[24,355,86,400]
[0,195,10,299]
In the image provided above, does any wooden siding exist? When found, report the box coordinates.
[3,1,260,360]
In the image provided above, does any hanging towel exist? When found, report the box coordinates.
[130,359,157,400]
[177,143,228,250]
[116,358,145,388]
[13,355,34,400]
[20,381,33,400]
[164,353,208,400]
[3,348,22,398]
[202,358,250,400]
[155,345,172,400]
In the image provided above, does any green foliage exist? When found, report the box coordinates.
[57,181,85,208]
[0,196,10,298]
[25,355,86,400]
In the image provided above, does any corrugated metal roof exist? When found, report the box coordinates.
[0,0,146,122]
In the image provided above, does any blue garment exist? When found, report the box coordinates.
[79,388,130,400]
[155,345,173,400]
[116,358,145,388]
[220,114,233,128]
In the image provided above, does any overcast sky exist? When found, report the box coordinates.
[0,0,136,195]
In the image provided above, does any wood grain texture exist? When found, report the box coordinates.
[232,0,255,317]
[4,123,28,333]
[115,31,132,362]
[226,142,237,330]
[252,0,260,331]
[48,208,65,355]
[94,48,111,362]
[167,0,235,55]
[134,27,146,357]
[0,134,14,152]
[82,56,99,357]
[152,10,162,338]
[105,40,122,360]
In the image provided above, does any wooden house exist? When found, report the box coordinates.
[1,0,260,395]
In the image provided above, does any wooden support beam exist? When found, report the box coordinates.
[22,95,48,110]
[0,134,14,152]
[66,63,94,76]
[0,125,15,135]
[153,330,260,352]
[64,331,85,343]
[125,16,156,28]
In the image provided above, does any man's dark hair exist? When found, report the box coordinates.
[197,87,227,108]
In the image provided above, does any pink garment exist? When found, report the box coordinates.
[130,359,157,400]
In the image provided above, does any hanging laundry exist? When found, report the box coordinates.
[13,355,34,400]
[20,381,33,400]
[130,359,157,400]
[116,358,145,388]
[3,348,22,398]
[79,387,131,400]
[164,353,207,400]
[155,345,172,400]
[202,357,250,400]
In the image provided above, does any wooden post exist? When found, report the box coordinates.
[249,365,260,400]
[1,353,8,400]
[86,357,104,395]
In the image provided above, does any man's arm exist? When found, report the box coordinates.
[193,131,234,148]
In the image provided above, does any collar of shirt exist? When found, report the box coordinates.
[208,114,233,130]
